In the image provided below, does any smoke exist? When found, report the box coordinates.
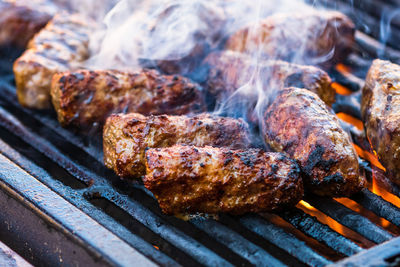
[69,0,353,147]
[379,7,400,58]
[85,0,317,69]
[86,0,228,71]
[52,0,119,21]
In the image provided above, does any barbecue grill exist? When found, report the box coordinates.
[1,0,400,266]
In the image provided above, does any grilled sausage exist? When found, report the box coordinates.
[144,145,303,215]
[51,69,205,129]
[362,59,400,186]
[263,87,364,196]
[13,13,93,109]
[203,51,334,106]
[103,113,251,179]
[225,10,355,67]
[0,0,53,47]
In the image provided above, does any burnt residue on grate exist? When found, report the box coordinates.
[0,0,400,266]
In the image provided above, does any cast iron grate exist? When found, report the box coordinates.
[0,1,400,266]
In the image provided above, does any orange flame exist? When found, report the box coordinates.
[353,144,386,171]
[336,63,351,73]
[334,197,392,229]
[336,112,364,130]
[332,82,353,95]
[369,172,400,209]
[298,64,400,238]
[297,200,345,235]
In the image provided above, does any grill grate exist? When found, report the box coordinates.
[1,1,400,266]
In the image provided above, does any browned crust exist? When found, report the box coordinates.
[51,69,205,129]
[225,10,355,67]
[0,1,52,47]
[144,145,303,215]
[103,112,251,179]
[263,87,364,196]
[13,13,93,109]
[203,51,334,106]
[362,59,400,186]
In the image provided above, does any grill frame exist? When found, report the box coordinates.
[1,0,400,266]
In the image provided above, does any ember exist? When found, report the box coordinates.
[0,0,399,266]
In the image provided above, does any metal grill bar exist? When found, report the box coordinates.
[305,197,394,244]
[354,31,400,64]
[0,153,156,267]
[0,137,179,266]
[351,189,400,228]
[332,237,400,267]
[0,241,32,267]
[279,209,363,256]
[338,0,400,29]
[239,215,332,266]
[1,60,400,265]
[86,188,234,267]
[323,0,400,50]
[0,103,237,266]
[0,84,353,266]
[190,219,286,267]
[0,1,400,265]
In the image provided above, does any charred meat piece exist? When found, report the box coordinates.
[13,13,93,109]
[144,145,303,215]
[51,69,205,129]
[362,59,400,186]
[263,87,364,197]
[225,10,355,67]
[203,51,334,106]
[103,113,250,179]
[0,0,53,47]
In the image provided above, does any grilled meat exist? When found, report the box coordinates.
[144,145,303,215]
[0,0,53,47]
[263,87,364,196]
[203,51,334,106]
[104,113,250,179]
[225,10,355,67]
[13,13,93,109]
[51,69,205,129]
[362,59,400,186]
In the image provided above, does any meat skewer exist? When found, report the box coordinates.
[13,13,94,109]
[103,113,251,179]
[0,0,54,48]
[362,59,400,186]
[263,87,365,197]
[203,51,334,106]
[51,69,205,129]
[144,145,303,215]
[225,10,355,67]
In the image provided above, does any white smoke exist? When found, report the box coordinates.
[379,7,400,58]
[72,0,347,144]
[85,0,317,70]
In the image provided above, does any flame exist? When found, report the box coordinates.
[332,82,353,95]
[369,172,400,208]
[336,112,364,130]
[153,245,160,250]
[297,200,345,235]
[334,198,393,229]
[298,199,398,243]
[336,63,351,73]
[353,144,386,171]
